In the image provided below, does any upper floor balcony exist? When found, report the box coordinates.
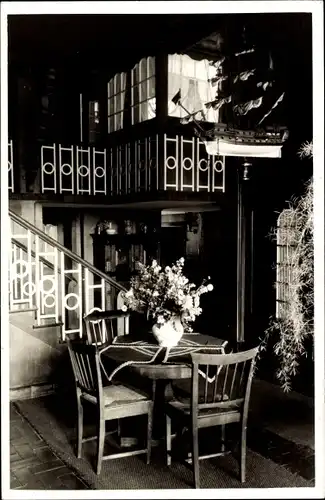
[8,47,287,207]
[8,50,230,207]
[8,132,226,205]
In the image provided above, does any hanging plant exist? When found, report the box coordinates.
[256,141,313,392]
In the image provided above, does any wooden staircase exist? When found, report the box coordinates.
[9,308,66,401]
[8,210,127,401]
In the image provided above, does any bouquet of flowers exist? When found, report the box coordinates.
[122,257,213,332]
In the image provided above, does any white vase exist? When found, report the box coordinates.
[152,316,184,348]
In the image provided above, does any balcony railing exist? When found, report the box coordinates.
[164,135,225,193]
[9,134,225,197]
[8,140,14,192]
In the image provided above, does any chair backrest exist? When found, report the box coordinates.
[190,347,258,413]
[84,309,130,346]
[67,341,102,399]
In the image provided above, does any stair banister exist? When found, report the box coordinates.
[9,210,127,292]
[9,209,128,340]
[11,237,78,285]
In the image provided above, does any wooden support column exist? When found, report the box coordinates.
[155,51,168,191]
[236,159,254,347]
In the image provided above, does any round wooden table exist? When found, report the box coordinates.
[101,333,228,381]
[100,333,228,441]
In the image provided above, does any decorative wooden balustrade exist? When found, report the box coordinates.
[8,140,14,192]
[9,210,127,341]
[8,134,226,197]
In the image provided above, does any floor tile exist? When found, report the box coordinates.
[33,447,60,462]
[10,472,21,489]
[36,470,67,489]
[58,472,89,489]
[13,443,35,459]
[10,455,42,470]
[12,467,35,485]
[30,460,66,475]
[18,477,46,489]
[10,452,21,463]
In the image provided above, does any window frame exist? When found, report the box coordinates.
[276,209,297,319]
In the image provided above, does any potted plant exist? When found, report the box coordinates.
[121,257,213,347]
[257,141,314,392]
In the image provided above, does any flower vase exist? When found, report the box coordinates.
[152,316,184,348]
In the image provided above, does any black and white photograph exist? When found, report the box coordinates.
[1,1,324,497]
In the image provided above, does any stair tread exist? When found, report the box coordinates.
[33,322,63,330]
[9,307,38,314]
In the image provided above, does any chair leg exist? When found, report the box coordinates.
[166,414,172,466]
[221,424,226,452]
[76,397,83,458]
[146,405,153,465]
[191,425,200,489]
[240,423,247,483]
[117,419,121,438]
[96,416,105,475]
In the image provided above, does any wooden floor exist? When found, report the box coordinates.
[10,404,88,490]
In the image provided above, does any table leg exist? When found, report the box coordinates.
[119,379,175,446]
[151,379,174,441]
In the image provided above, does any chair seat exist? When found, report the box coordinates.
[167,399,240,416]
[82,384,149,407]
[172,379,229,404]
[166,399,241,430]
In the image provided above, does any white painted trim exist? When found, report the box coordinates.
[204,139,283,158]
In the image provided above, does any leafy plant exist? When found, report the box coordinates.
[256,142,313,391]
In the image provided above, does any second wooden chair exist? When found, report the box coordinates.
[84,309,129,346]
[165,347,258,488]
[67,340,154,475]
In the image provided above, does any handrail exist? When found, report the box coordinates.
[11,237,77,284]
[9,209,127,292]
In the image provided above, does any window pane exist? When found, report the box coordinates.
[168,53,220,121]
[109,99,115,115]
[168,53,181,74]
[116,94,122,113]
[182,55,195,77]
[115,113,122,131]
[107,71,128,133]
[113,74,118,95]
[148,56,155,78]
[139,58,146,81]
[148,97,156,119]
[130,57,156,124]
[133,104,140,124]
[108,80,114,98]
[133,84,140,104]
[148,76,155,99]
[108,116,114,133]
[115,74,121,94]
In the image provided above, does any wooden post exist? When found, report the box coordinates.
[236,159,253,347]
[155,51,168,191]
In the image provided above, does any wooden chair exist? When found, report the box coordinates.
[84,309,129,346]
[165,347,258,488]
[67,340,153,475]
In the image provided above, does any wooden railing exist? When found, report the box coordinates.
[9,210,127,341]
[8,140,14,192]
[9,134,226,196]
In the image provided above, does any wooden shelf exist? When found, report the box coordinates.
[91,233,160,251]
[92,230,161,279]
